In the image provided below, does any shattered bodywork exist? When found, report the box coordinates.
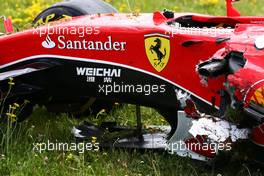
[197,24,264,151]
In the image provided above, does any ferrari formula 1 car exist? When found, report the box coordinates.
[0,0,264,161]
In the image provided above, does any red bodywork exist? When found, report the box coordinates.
[1,12,264,108]
[0,0,264,155]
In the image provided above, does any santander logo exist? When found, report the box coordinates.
[41,35,127,51]
[42,35,56,49]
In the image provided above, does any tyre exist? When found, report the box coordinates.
[33,0,117,26]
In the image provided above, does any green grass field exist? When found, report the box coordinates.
[0,0,264,175]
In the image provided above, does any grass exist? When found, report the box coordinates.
[0,0,264,175]
[2,106,264,176]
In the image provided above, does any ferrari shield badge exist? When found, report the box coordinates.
[144,33,170,72]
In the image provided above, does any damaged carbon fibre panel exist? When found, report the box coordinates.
[196,24,264,147]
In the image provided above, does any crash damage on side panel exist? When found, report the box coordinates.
[182,27,264,161]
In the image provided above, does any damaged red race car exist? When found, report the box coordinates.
[0,0,264,162]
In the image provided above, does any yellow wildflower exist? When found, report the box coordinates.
[8,77,15,86]
[199,0,219,6]
[66,153,74,161]
[13,103,20,108]
[104,0,113,3]
[91,136,97,143]
[6,112,17,122]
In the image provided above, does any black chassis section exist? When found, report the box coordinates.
[0,56,216,124]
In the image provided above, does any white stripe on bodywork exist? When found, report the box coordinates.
[0,68,37,81]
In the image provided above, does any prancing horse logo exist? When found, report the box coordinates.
[150,38,167,65]
[145,34,170,72]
